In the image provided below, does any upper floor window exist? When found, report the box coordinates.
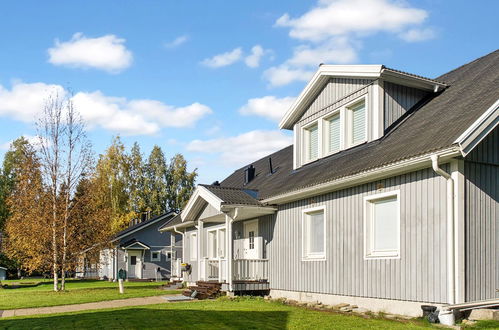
[304,122,319,162]
[326,112,341,154]
[347,99,366,146]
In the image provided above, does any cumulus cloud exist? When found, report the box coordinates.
[239,96,296,122]
[275,0,428,42]
[0,81,212,136]
[399,27,436,42]
[187,130,292,166]
[0,135,49,151]
[267,0,434,86]
[244,45,271,68]
[201,47,243,68]
[48,33,133,73]
[164,35,189,48]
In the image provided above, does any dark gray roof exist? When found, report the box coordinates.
[120,238,150,249]
[221,50,499,199]
[114,211,176,239]
[158,214,183,231]
[200,184,261,206]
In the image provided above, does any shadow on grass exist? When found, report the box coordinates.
[0,308,289,330]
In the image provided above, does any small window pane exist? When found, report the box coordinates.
[307,124,318,160]
[351,101,366,144]
[373,197,398,251]
[309,212,324,253]
[328,114,340,153]
[190,234,198,260]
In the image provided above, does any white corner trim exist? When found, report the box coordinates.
[454,98,499,156]
[363,190,401,260]
[262,147,461,205]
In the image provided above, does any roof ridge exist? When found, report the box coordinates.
[200,184,259,192]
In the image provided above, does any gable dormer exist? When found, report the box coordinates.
[280,65,447,169]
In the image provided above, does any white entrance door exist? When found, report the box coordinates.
[127,251,142,278]
[243,220,259,259]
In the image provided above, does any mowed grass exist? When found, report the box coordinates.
[0,279,180,310]
[0,297,436,330]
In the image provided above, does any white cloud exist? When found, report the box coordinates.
[244,45,269,68]
[187,130,292,166]
[164,35,189,48]
[399,27,436,42]
[0,81,66,122]
[276,0,428,42]
[0,135,49,151]
[48,33,133,73]
[0,81,212,136]
[263,65,314,87]
[201,47,243,68]
[239,96,296,122]
[267,0,434,87]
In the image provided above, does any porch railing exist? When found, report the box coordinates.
[232,259,269,281]
[171,258,182,278]
[201,258,227,282]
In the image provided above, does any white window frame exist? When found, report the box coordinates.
[190,232,198,261]
[323,108,343,156]
[302,206,327,261]
[363,190,401,260]
[150,250,161,262]
[301,120,321,164]
[345,96,368,148]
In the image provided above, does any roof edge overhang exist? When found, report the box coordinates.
[159,220,195,232]
[279,65,447,130]
[181,185,224,222]
[454,98,499,156]
[122,241,150,250]
[261,147,461,204]
[111,211,176,242]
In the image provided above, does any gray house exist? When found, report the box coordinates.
[80,212,182,280]
[161,50,498,316]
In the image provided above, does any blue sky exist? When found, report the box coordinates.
[0,0,497,184]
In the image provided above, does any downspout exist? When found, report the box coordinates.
[174,226,185,279]
[431,154,455,305]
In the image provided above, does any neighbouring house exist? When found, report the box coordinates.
[0,266,6,280]
[78,211,181,280]
[160,50,499,316]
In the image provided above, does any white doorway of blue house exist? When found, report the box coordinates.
[127,250,142,279]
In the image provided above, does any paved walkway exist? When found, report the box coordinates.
[0,295,181,318]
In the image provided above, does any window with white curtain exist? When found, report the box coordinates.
[348,99,366,146]
[304,122,319,162]
[364,191,400,258]
[302,207,326,259]
[190,233,198,261]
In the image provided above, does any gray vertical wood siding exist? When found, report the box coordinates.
[464,127,499,301]
[383,81,428,129]
[263,167,449,303]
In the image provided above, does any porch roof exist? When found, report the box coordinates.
[120,239,150,250]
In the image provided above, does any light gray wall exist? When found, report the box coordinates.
[464,126,498,301]
[383,81,429,129]
[264,167,450,303]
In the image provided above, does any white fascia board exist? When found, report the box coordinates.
[380,69,448,91]
[454,99,499,156]
[279,65,383,130]
[159,221,194,232]
[261,147,461,204]
[180,185,223,222]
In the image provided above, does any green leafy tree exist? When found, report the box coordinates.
[145,146,169,216]
[167,154,197,213]
[128,142,149,213]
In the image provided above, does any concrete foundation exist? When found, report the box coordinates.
[270,289,444,317]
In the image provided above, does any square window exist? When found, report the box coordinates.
[364,192,400,258]
[302,208,326,259]
[151,251,161,262]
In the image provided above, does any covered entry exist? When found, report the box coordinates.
[121,239,150,279]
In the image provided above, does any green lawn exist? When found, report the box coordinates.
[0,297,436,330]
[0,279,180,310]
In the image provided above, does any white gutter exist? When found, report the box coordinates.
[431,154,455,305]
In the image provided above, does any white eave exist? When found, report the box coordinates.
[279,64,447,130]
[454,98,499,156]
[181,185,224,222]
